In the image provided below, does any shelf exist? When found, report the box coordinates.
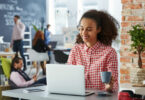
[23,39,31,41]
[24,32,31,34]
[26,59,31,62]
[24,52,29,55]
[23,28,32,66]
[23,46,31,48]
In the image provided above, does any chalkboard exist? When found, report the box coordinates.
[0,0,46,42]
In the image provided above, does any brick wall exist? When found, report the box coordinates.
[120,0,145,84]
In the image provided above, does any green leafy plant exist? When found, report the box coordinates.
[32,24,39,32]
[32,24,44,31]
[128,24,145,68]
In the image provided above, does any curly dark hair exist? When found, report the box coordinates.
[76,10,120,46]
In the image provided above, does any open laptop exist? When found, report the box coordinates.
[46,64,94,96]
[48,41,57,49]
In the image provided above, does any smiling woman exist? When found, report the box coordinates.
[68,9,119,92]
[77,18,100,47]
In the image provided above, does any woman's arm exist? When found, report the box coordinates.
[105,49,118,92]
[10,72,35,87]
[67,46,77,65]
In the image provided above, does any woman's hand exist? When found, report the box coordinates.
[33,75,37,81]
[105,77,114,92]
[33,74,37,78]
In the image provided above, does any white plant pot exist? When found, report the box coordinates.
[130,67,145,85]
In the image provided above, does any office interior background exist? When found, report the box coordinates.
[0,0,144,86]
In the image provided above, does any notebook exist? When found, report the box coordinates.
[46,64,94,96]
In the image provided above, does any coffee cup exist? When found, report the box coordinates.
[101,71,111,83]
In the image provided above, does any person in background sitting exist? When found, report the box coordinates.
[10,15,26,71]
[67,10,119,92]
[33,30,50,52]
[32,30,50,75]
[10,54,46,87]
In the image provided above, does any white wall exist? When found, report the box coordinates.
[108,0,122,23]
[66,0,78,27]
[46,0,122,34]
[46,0,55,34]
[97,0,109,11]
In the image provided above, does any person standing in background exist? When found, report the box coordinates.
[10,15,26,71]
[44,24,52,61]
[44,24,51,46]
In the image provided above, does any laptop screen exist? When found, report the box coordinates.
[48,41,57,49]
[46,64,86,95]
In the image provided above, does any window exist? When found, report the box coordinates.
[55,7,68,34]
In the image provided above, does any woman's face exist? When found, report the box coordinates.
[79,18,101,47]
[14,60,23,69]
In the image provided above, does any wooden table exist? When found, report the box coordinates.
[0,85,11,100]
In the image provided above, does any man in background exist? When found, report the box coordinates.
[10,15,26,71]
[44,24,52,62]
[44,24,51,46]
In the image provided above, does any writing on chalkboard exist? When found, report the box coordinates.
[8,0,18,4]
[0,4,15,10]
[0,0,46,42]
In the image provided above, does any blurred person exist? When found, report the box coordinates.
[10,15,26,71]
[32,30,50,75]
[10,54,46,87]
[33,30,49,52]
[44,24,51,46]
[44,24,52,60]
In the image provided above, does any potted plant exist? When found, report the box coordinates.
[128,24,145,68]
[128,24,145,85]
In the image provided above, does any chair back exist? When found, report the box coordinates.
[27,49,49,62]
[53,50,68,63]
[8,79,19,89]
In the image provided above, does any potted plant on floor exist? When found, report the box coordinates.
[128,24,145,86]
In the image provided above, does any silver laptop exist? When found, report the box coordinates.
[48,41,57,49]
[46,64,94,96]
